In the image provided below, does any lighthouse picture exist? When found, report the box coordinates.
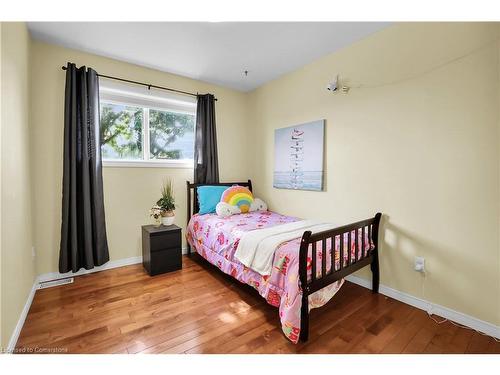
[274,120,324,191]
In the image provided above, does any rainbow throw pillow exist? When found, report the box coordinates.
[220,185,254,213]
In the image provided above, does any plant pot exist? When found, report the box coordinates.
[161,211,175,226]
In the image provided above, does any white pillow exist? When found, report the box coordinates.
[215,198,268,218]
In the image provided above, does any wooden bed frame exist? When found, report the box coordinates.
[186,180,382,342]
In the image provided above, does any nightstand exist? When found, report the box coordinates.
[142,224,182,276]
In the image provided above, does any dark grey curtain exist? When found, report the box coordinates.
[59,63,109,273]
[194,94,219,184]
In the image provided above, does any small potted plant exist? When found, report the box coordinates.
[154,179,176,226]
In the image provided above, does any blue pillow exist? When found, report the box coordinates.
[197,185,228,215]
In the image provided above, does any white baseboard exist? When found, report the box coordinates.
[37,256,143,283]
[345,275,500,340]
[6,279,38,353]
[38,247,188,283]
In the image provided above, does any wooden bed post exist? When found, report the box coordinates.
[299,230,312,342]
[370,213,382,293]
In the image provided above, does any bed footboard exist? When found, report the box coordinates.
[298,213,382,342]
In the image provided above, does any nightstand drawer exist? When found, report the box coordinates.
[150,232,181,252]
[150,247,182,276]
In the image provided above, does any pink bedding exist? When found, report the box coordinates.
[186,210,371,343]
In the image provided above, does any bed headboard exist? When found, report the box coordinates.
[186,180,253,222]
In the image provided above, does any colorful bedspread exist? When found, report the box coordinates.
[186,211,370,343]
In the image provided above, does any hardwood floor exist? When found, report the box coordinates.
[16,255,499,354]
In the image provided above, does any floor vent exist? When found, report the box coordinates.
[38,278,74,289]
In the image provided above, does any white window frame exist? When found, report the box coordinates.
[99,79,196,169]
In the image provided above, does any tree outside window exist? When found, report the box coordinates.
[100,102,195,162]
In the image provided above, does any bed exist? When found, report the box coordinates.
[186,180,381,343]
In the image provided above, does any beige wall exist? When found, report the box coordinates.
[30,41,250,275]
[247,23,500,326]
[0,21,3,348]
[0,22,35,348]
[498,36,500,327]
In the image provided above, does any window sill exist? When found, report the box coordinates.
[102,160,194,169]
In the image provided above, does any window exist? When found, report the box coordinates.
[149,109,195,160]
[99,79,196,168]
[101,103,143,160]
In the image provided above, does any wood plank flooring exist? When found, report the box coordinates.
[16,255,500,354]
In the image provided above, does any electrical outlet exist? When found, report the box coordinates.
[32,246,36,258]
[414,256,425,272]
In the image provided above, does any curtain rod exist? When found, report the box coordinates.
[61,65,217,101]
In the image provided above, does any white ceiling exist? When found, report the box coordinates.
[28,22,390,92]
